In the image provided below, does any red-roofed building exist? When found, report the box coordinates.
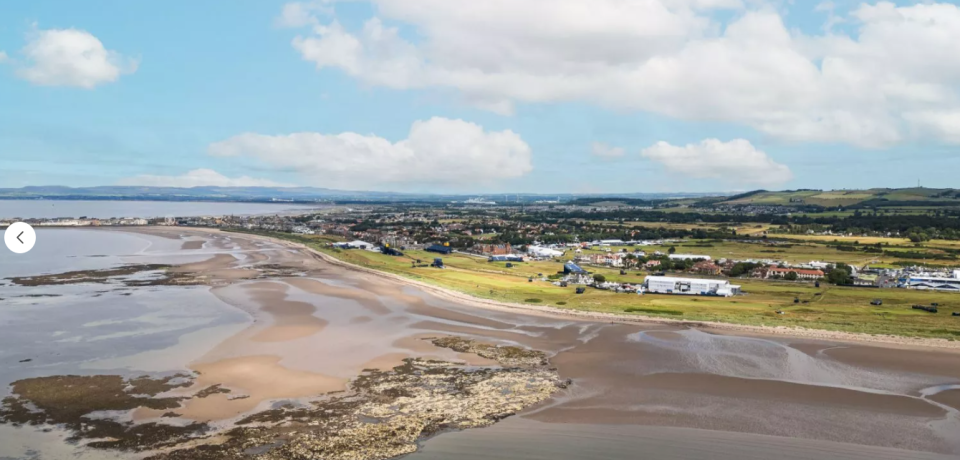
[765,266,824,280]
[692,260,721,276]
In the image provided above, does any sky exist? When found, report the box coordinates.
[1,0,959,194]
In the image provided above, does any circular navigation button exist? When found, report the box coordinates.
[4,222,36,254]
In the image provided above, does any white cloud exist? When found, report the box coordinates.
[288,1,960,147]
[903,111,960,145]
[0,51,8,63]
[208,117,532,190]
[276,1,333,28]
[118,169,289,188]
[591,142,625,159]
[17,27,137,88]
[640,139,793,187]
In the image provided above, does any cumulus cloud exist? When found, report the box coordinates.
[286,1,960,147]
[904,111,960,145]
[640,139,793,187]
[276,1,333,28]
[17,27,137,88]
[118,169,289,188]
[209,117,533,190]
[591,142,625,159]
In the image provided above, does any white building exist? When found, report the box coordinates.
[668,254,712,261]
[644,276,740,297]
[335,240,374,250]
[527,246,565,258]
[904,275,960,292]
[804,261,832,270]
[600,239,624,246]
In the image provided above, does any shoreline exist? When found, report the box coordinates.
[7,226,960,458]
[168,228,960,351]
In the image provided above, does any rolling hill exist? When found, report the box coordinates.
[719,188,960,208]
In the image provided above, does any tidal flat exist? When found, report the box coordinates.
[1,228,959,459]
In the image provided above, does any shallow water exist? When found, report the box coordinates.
[0,230,249,388]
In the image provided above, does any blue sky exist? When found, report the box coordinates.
[1,0,959,193]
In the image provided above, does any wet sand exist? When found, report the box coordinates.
[5,226,960,459]
[180,240,204,250]
[408,418,958,460]
[166,355,345,421]
[244,282,328,342]
[931,390,960,412]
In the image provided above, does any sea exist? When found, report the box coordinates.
[0,200,321,220]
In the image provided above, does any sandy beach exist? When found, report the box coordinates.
[204,228,960,351]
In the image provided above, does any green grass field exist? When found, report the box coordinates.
[243,231,960,340]
[722,187,960,207]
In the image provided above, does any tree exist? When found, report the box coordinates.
[784,271,799,281]
[826,268,852,285]
[668,246,676,254]
[593,274,606,284]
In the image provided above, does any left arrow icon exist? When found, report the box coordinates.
[5,222,36,254]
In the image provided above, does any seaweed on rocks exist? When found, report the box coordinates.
[5,264,211,288]
[0,374,208,451]
[429,336,550,366]
[1,338,565,460]
[194,384,231,399]
[6,265,174,286]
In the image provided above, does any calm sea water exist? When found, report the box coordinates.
[0,200,320,219]
[0,229,248,395]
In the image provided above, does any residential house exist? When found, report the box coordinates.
[692,260,721,276]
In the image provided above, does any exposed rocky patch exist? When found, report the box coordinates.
[5,264,207,287]
[429,336,550,367]
[194,384,231,399]
[0,374,206,451]
[0,338,565,460]
[251,264,310,279]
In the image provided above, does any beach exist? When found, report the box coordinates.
[1,227,959,459]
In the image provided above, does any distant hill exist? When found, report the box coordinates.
[9,186,952,208]
[0,186,718,204]
[0,186,417,203]
[719,188,960,208]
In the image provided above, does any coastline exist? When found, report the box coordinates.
[7,226,960,458]
[172,227,960,351]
